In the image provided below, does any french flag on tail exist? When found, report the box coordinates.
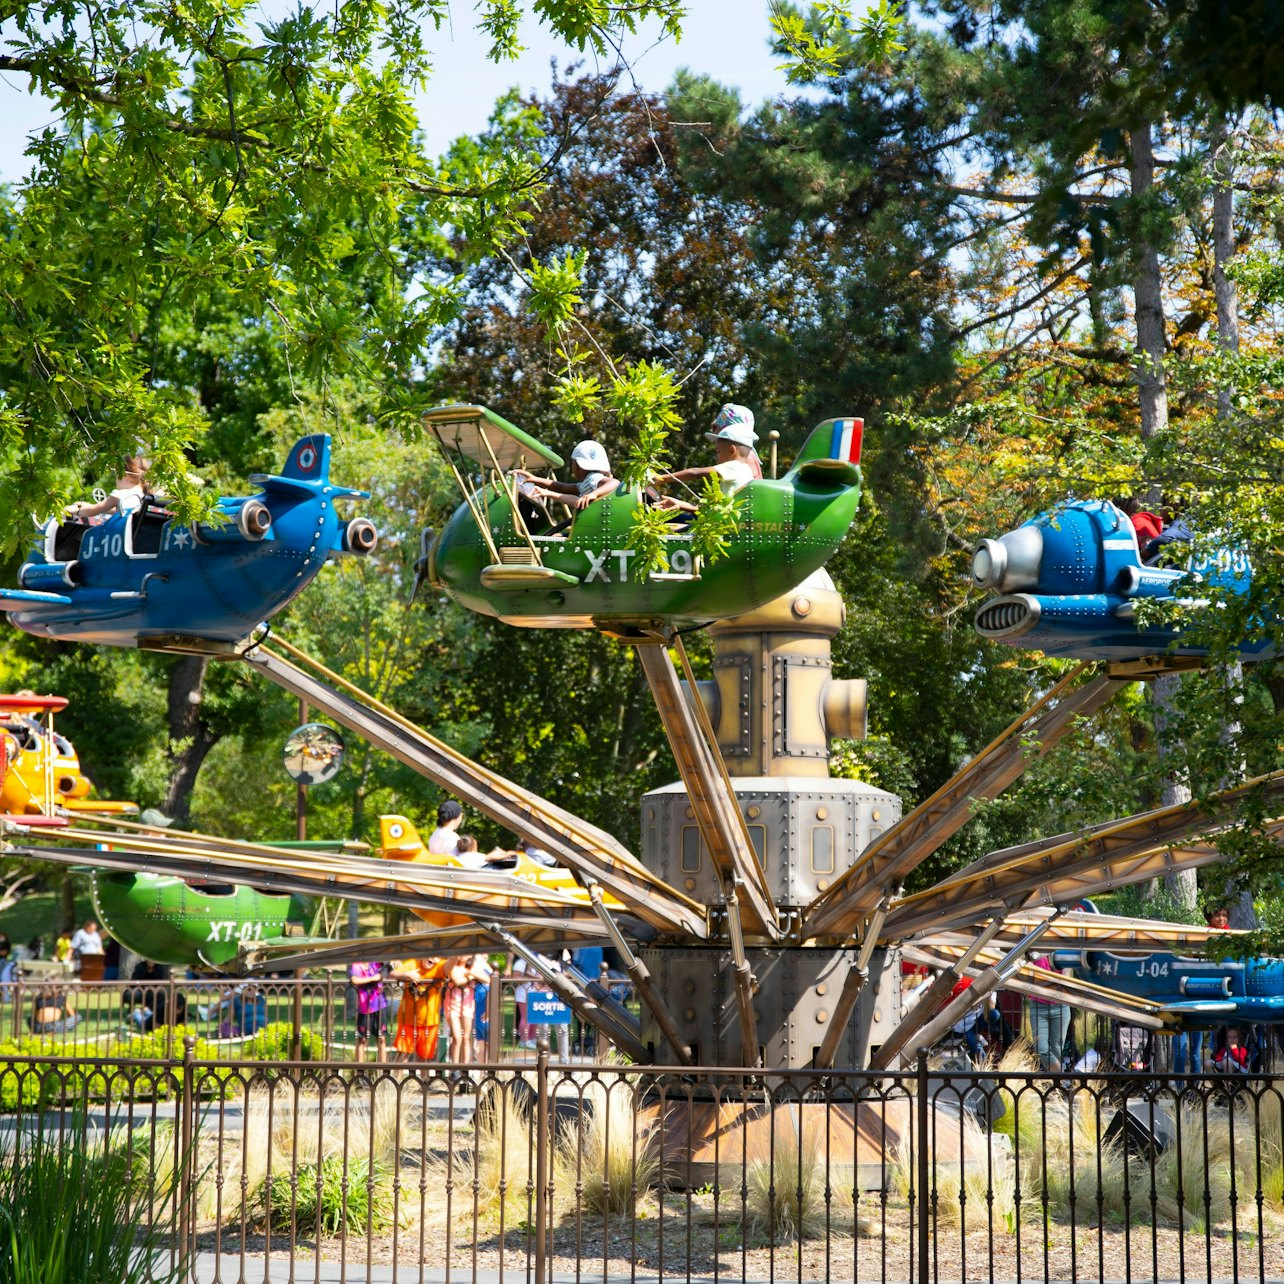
[829,418,863,465]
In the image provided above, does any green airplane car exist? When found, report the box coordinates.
[92,871,312,970]
[423,406,864,634]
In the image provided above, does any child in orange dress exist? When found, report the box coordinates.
[391,958,446,1062]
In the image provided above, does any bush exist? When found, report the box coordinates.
[241,1021,326,1064]
[0,1129,190,1283]
[262,1153,393,1236]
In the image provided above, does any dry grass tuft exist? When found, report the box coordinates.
[554,1077,659,1216]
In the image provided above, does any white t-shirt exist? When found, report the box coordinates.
[110,485,145,516]
[713,459,754,495]
[577,471,610,496]
[71,928,103,956]
[454,849,489,871]
[427,826,459,856]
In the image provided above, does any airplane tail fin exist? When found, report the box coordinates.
[281,435,332,483]
[251,435,369,500]
[380,815,425,862]
[784,418,864,486]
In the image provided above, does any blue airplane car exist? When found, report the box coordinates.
[0,435,376,647]
[970,498,1268,661]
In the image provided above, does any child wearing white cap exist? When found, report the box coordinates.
[514,439,615,512]
[652,403,761,514]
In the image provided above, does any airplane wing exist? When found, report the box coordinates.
[0,695,69,714]
[0,588,71,610]
[424,404,564,470]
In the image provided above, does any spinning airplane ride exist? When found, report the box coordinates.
[1,406,1278,1071]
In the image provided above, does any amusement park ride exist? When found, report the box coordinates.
[1,410,1280,1070]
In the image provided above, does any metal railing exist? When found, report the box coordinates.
[0,972,639,1064]
[2,1043,1283,1282]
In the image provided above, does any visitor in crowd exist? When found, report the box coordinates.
[391,957,446,1063]
[349,960,389,1063]
[102,933,121,982]
[23,936,42,961]
[473,954,494,1060]
[70,918,104,972]
[427,800,464,856]
[1173,904,1233,1075]
[1213,1026,1251,1074]
[215,983,266,1038]
[1028,955,1071,1071]
[512,955,534,1049]
[53,930,73,969]
[30,983,77,1034]
[444,955,486,1065]
[1113,1021,1154,1072]
[123,958,182,1032]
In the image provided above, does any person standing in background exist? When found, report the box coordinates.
[349,961,389,1063]
[1028,955,1071,1071]
[70,919,104,979]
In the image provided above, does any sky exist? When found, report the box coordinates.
[0,3,800,184]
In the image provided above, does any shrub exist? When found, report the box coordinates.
[0,1128,191,1283]
[742,1111,829,1244]
[241,1022,326,1064]
[262,1153,394,1237]
[555,1079,659,1216]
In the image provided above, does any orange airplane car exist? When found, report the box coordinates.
[378,814,621,929]
[0,694,139,819]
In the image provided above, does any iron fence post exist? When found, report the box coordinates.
[291,973,303,1062]
[177,1033,197,1282]
[326,970,335,1054]
[486,969,501,1062]
[917,1051,930,1284]
[10,976,19,1041]
[534,1039,550,1284]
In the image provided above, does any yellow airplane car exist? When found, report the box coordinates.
[0,694,138,819]
[378,814,623,928]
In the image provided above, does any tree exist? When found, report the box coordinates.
[0,0,682,529]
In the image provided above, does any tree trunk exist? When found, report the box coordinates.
[161,655,220,826]
[1210,112,1240,408]
[60,873,77,933]
[1129,119,1169,444]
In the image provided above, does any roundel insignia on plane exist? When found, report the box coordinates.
[297,444,319,474]
[388,822,404,839]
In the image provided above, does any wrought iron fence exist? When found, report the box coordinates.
[0,971,639,1064]
[2,1042,1282,1282]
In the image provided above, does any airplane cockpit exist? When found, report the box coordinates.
[45,497,174,566]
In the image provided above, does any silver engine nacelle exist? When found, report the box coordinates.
[341,517,378,555]
[237,499,272,541]
[971,524,1044,593]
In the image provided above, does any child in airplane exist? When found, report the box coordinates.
[66,456,151,523]
[653,404,760,516]
[513,440,614,512]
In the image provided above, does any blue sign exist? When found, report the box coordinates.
[527,990,571,1024]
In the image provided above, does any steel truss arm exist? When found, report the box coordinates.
[901,942,1171,1030]
[804,667,1127,938]
[876,914,1063,1068]
[240,639,706,938]
[241,923,611,973]
[884,774,1284,939]
[486,923,647,1061]
[921,908,1243,954]
[635,637,779,938]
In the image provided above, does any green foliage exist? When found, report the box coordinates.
[0,1129,189,1283]
[829,735,919,801]
[770,0,907,84]
[241,1022,327,1064]
[264,1153,394,1237]
[624,503,673,578]
[528,250,588,332]
[687,479,744,564]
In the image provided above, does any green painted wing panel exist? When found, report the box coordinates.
[425,404,564,469]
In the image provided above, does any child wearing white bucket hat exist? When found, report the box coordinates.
[514,439,615,512]
[653,403,762,514]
